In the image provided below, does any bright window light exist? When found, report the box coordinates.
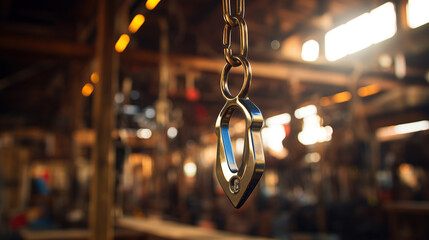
[266,113,291,126]
[294,105,317,119]
[346,13,372,54]
[325,2,396,61]
[263,113,290,159]
[301,40,319,61]
[407,0,429,28]
[370,2,397,43]
[376,120,429,140]
[325,24,348,61]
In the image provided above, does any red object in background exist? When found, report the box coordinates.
[10,213,27,230]
[283,124,290,137]
[195,104,208,121]
[186,88,200,102]
[42,170,51,181]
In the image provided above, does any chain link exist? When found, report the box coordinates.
[221,0,251,99]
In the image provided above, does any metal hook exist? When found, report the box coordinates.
[215,98,265,208]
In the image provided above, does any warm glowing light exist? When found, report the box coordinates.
[184,161,197,178]
[325,2,396,61]
[90,72,99,84]
[320,97,333,107]
[115,34,130,53]
[305,152,321,163]
[146,0,161,10]
[376,120,429,140]
[137,128,152,139]
[298,114,333,145]
[295,105,317,119]
[129,14,145,33]
[262,113,290,159]
[144,107,156,119]
[398,163,419,188]
[266,113,291,126]
[167,127,178,139]
[262,125,287,158]
[321,85,381,106]
[141,155,153,178]
[81,83,94,97]
[129,154,153,178]
[358,84,380,97]
[235,138,244,155]
[325,24,348,61]
[296,106,333,146]
[301,40,319,62]
[407,0,429,28]
[332,91,351,103]
[370,2,397,44]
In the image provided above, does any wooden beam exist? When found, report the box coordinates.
[89,0,118,239]
[122,50,399,88]
[0,34,401,88]
[0,35,93,58]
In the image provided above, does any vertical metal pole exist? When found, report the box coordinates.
[90,0,117,239]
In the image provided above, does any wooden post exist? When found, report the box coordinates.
[89,0,117,239]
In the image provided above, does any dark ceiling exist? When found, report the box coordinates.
[0,0,428,134]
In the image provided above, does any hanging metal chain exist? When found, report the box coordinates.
[220,0,251,99]
[216,0,265,209]
[222,0,248,68]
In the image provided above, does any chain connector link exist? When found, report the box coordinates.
[220,56,251,100]
[222,0,245,26]
[222,16,248,67]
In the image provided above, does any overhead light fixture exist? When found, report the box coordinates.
[325,2,396,61]
[146,0,161,10]
[301,40,319,62]
[407,0,429,29]
[320,84,381,106]
[332,91,351,103]
[129,14,145,33]
[90,72,99,84]
[115,34,130,53]
[358,84,380,97]
[82,83,94,97]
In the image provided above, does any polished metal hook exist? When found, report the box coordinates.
[215,97,265,208]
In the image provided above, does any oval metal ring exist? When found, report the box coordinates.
[222,0,245,26]
[220,56,252,100]
[222,16,248,67]
[215,98,265,208]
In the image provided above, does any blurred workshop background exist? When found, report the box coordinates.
[0,0,429,239]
